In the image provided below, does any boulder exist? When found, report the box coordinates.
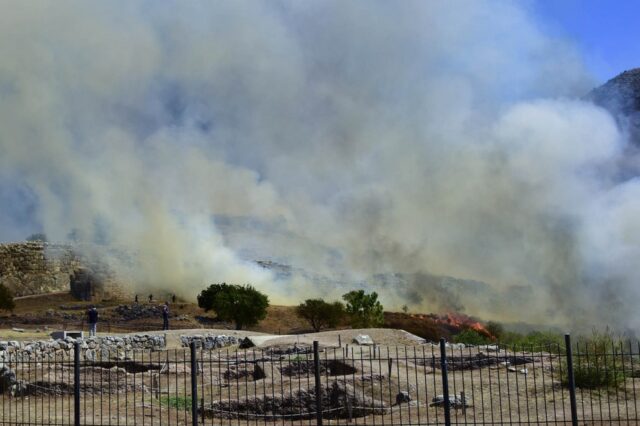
[0,366,17,394]
[431,393,469,408]
[353,335,374,346]
[396,391,412,404]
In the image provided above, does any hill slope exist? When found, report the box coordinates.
[588,68,640,145]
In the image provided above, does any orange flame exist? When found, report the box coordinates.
[431,312,494,338]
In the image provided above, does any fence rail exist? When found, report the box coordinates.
[1,334,639,425]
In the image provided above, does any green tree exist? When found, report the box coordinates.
[342,290,384,328]
[296,299,345,332]
[197,283,269,330]
[0,283,15,312]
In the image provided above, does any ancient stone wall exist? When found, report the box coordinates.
[0,242,127,300]
[0,242,79,297]
[0,334,167,362]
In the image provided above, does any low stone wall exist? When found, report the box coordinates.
[0,334,166,362]
[180,334,239,349]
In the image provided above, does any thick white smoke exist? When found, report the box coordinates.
[0,1,636,328]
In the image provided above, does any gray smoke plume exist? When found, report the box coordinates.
[0,1,636,328]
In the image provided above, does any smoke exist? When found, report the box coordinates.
[0,1,636,327]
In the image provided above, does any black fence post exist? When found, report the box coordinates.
[190,341,198,426]
[565,334,578,426]
[313,340,323,426]
[440,338,451,426]
[73,341,80,426]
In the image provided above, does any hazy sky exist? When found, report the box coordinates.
[535,0,640,82]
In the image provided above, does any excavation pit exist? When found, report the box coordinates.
[88,361,162,374]
[279,360,357,377]
[415,354,534,371]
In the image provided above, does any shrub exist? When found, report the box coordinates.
[0,283,15,312]
[454,329,491,345]
[500,330,564,351]
[563,330,626,389]
[342,290,384,328]
[159,396,191,410]
[197,283,269,330]
[296,299,345,332]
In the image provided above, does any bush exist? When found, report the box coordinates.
[0,284,15,312]
[563,330,626,389]
[500,330,564,351]
[296,299,345,332]
[159,396,191,410]
[454,329,491,345]
[197,283,269,330]
[342,290,384,328]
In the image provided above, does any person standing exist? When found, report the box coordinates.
[149,294,153,303]
[87,305,98,337]
[134,294,138,304]
[162,302,170,331]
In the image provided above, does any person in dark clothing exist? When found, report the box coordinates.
[87,305,98,337]
[172,294,176,304]
[148,294,153,303]
[162,303,169,331]
[134,294,138,304]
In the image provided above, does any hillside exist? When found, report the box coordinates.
[0,292,469,342]
[588,68,640,144]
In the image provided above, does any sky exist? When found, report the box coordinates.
[534,0,640,83]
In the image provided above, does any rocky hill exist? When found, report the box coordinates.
[587,68,640,144]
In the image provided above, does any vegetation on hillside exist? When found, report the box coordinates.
[454,329,492,345]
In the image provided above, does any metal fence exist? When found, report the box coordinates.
[2,335,639,425]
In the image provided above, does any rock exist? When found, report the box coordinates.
[85,349,97,362]
[183,335,239,349]
[353,335,374,346]
[448,343,466,350]
[0,365,17,394]
[396,391,412,404]
[480,344,500,352]
[239,337,256,349]
[431,393,468,408]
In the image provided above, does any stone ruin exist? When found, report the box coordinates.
[0,241,127,301]
[201,380,387,420]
